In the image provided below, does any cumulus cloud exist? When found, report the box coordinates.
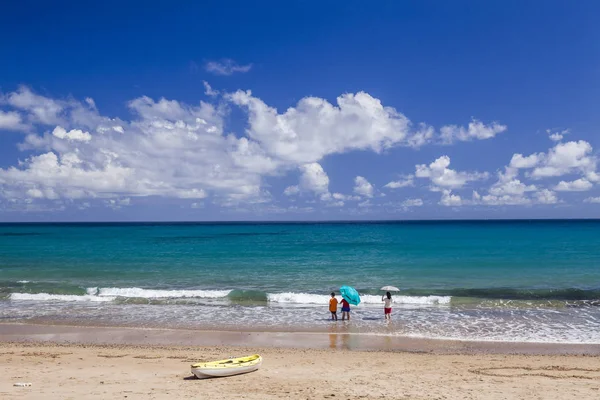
[203,81,219,97]
[534,189,558,204]
[2,86,66,125]
[554,178,593,192]
[331,192,361,201]
[52,126,92,142]
[283,185,300,196]
[474,191,532,206]
[584,197,600,204]
[510,153,543,169]
[547,128,569,142]
[416,156,488,190]
[0,88,268,206]
[384,176,414,189]
[0,110,29,131]
[205,59,253,76]
[299,163,330,194]
[401,198,423,207]
[440,190,463,206]
[440,119,506,144]
[229,90,413,163]
[106,198,131,210]
[353,176,374,198]
[0,86,508,212]
[488,167,537,197]
[510,141,597,179]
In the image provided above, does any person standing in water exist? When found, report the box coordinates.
[340,297,351,321]
[382,291,392,320]
[329,292,338,321]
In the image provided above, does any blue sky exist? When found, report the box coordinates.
[1,0,599,221]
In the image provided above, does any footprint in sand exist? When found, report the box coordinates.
[133,355,163,359]
[471,366,600,380]
[20,352,70,358]
[97,354,128,358]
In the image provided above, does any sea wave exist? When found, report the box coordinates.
[10,293,115,302]
[8,287,451,306]
[91,287,232,299]
[267,292,451,305]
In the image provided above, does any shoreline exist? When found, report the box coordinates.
[2,323,600,399]
[2,322,600,355]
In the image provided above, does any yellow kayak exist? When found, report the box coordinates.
[191,354,262,378]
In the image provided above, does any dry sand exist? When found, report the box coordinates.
[1,324,600,399]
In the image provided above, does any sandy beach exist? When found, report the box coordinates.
[2,324,600,399]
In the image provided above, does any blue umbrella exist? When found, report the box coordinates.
[339,285,361,306]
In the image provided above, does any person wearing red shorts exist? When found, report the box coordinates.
[382,291,393,320]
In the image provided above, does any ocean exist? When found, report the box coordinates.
[1,220,600,343]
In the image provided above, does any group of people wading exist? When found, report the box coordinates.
[328,291,393,321]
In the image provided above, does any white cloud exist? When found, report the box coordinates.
[52,126,92,142]
[203,81,219,97]
[229,90,506,164]
[532,141,595,178]
[384,176,414,189]
[0,86,508,212]
[331,192,361,201]
[584,197,600,204]
[0,110,28,131]
[106,197,131,209]
[406,124,435,148]
[3,86,66,125]
[229,90,413,164]
[440,190,463,206]
[475,191,531,206]
[205,59,253,76]
[0,88,269,205]
[547,128,569,142]
[283,185,300,196]
[358,199,372,208]
[299,163,329,194]
[488,167,537,196]
[510,153,543,169]
[511,141,597,179]
[534,189,558,204]
[440,119,506,144]
[554,178,593,192]
[353,176,374,198]
[416,156,488,189]
[401,198,423,207]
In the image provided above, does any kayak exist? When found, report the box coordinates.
[190,354,262,378]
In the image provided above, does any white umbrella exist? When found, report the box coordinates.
[380,285,400,292]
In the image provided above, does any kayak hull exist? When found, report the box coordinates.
[191,354,262,379]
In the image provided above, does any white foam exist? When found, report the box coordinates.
[361,294,451,305]
[10,293,115,302]
[267,292,451,305]
[96,287,231,299]
[17,280,31,284]
[268,292,330,304]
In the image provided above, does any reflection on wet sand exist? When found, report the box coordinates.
[327,323,353,350]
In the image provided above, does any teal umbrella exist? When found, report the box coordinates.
[339,285,361,305]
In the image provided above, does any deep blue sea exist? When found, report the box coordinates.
[1,221,600,343]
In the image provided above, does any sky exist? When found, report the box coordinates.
[0,0,599,221]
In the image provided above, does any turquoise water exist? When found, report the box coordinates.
[1,221,600,343]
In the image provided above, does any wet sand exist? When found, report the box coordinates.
[1,323,600,399]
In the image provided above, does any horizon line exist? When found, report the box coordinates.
[1,217,600,224]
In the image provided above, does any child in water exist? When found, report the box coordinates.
[382,291,392,320]
[329,292,338,321]
[340,297,351,320]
